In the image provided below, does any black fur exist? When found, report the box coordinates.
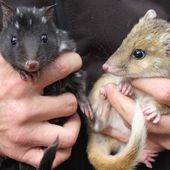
[0,2,90,170]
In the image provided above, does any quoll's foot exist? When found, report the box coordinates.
[92,87,111,131]
[118,82,133,96]
[140,149,158,168]
[142,104,161,124]
[19,70,40,81]
[79,101,93,120]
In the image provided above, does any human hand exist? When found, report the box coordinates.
[0,52,81,168]
[132,78,170,124]
[131,78,170,106]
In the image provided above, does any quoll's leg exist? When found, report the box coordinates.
[92,87,111,131]
[139,138,163,169]
[61,70,93,119]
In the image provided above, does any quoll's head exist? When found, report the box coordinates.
[103,9,170,78]
[0,1,60,72]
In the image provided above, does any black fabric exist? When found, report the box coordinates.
[0,0,170,170]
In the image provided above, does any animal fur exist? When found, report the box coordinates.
[87,9,170,170]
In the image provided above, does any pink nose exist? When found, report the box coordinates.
[102,63,110,72]
[25,60,40,71]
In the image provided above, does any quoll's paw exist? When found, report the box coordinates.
[118,82,133,96]
[79,101,93,120]
[19,70,40,81]
[92,89,111,131]
[142,104,161,124]
[140,149,158,169]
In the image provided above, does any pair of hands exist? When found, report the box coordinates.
[0,52,82,168]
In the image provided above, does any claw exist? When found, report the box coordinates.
[79,102,93,120]
[140,149,159,169]
[19,70,40,81]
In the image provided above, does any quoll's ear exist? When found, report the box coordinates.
[139,9,157,23]
[0,1,15,27]
[44,4,56,21]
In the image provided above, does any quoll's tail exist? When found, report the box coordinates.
[87,102,146,170]
[38,137,59,170]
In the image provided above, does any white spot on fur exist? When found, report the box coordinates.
[19,12,23,18]
[15,21,20,29]
[148,47,156,52]
[33,7,36,14]
[39,8,44,12]
[29,19,32,25]
[75,72,82,78]
[166,28,170,32]
[166,38,170,43]
[154,57,161,64]
[56,29,59,34]
[145,34,153,40]
[159,33,166,43]
[59,42,67,52]
[41,16,47,24]
[142,60,150,68]
[16,8,20,15]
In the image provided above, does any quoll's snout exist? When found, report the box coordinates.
[25,60,40,72]
[102,63,111,72]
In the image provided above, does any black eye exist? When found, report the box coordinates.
[41,34,48,43]
[11,36,17,46]
[132,49,146,59]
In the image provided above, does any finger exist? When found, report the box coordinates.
[22,114,81,148]
[52,148,72,168]
[36,52,82,88]
[24,93,77,122]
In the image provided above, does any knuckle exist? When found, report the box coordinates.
[66,94,78,113]
[10,101,29,122]
[7,129,23,144]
